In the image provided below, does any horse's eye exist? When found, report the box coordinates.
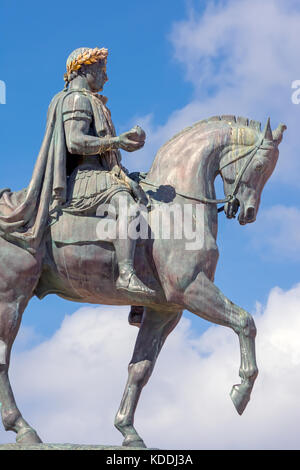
[254,162,264,172]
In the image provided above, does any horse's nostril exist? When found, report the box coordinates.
[246,207,255,220]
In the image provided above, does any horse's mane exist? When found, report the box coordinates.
[159,115,262,154]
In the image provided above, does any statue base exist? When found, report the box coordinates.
[0,443,150,451]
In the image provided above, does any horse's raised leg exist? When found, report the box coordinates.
[115,307,182,447]
[0,242,43,443]
[177,272,258,415]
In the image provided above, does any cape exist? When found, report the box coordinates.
[0,88,121,252]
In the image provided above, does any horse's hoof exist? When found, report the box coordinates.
[122,436,146,448]
[230,384,251,415]
[16,427,43,444]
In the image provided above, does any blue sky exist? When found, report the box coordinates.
[1,0,300,449]
[0,0,200,337]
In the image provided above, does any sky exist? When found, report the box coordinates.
[1,0,300,450]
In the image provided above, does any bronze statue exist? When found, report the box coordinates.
[0,47,286,447]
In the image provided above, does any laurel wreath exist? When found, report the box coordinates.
[64,47,108,82]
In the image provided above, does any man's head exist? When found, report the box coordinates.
[64,47,108,92]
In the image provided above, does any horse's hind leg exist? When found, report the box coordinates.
[115,307,182,447]
[179,272,258,415]
[0,296,42,444]
[0,241,42,444]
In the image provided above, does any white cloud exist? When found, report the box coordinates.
[2,284,300,449]
[127,0,300,186]
[247,204,300,261]
[170,0,300,93]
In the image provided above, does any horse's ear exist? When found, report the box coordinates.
[272,123,287,145]
[262,117,273,141]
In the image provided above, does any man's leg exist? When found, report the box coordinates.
[110,191,155,297]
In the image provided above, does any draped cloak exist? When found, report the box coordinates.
[0,89,122,253]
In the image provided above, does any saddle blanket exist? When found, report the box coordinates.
[50,211,112,244]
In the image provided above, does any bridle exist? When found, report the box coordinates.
[140,135,267,214]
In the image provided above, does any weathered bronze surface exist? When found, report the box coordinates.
[0,47,286,448]
[0,443,149,450]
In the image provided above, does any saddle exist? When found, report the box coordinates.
[50,210,106,245]
[51,171,150,245]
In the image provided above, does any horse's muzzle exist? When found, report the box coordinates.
[245,206,255,222]
[238,205,256,225]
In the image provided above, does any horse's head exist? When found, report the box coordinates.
[220,118,286,225]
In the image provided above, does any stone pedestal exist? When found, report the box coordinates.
[0,443,149,451]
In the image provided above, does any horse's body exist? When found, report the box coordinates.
[0,115,286,446]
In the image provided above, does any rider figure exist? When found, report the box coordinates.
[62,47,154,297]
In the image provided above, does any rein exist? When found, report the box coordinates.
[140,137,264,213]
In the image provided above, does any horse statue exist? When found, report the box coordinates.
[0,110,286,447]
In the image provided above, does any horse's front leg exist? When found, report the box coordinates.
[173,272,258,415]
[115,307,182,447]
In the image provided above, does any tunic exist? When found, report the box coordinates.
[0,88,132,252]
[62,91,131,215]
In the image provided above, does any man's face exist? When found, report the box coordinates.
[86,62,108,92]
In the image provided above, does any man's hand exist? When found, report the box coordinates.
[118,126,146,152]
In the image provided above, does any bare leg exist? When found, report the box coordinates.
[181,272,258,414]
[115,307,182,447]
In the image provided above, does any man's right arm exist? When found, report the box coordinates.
[63,92,145,155]
[63,93,119,155]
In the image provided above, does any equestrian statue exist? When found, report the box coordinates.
[0,47,286,447]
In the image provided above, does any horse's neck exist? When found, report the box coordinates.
[147,130,223,201]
